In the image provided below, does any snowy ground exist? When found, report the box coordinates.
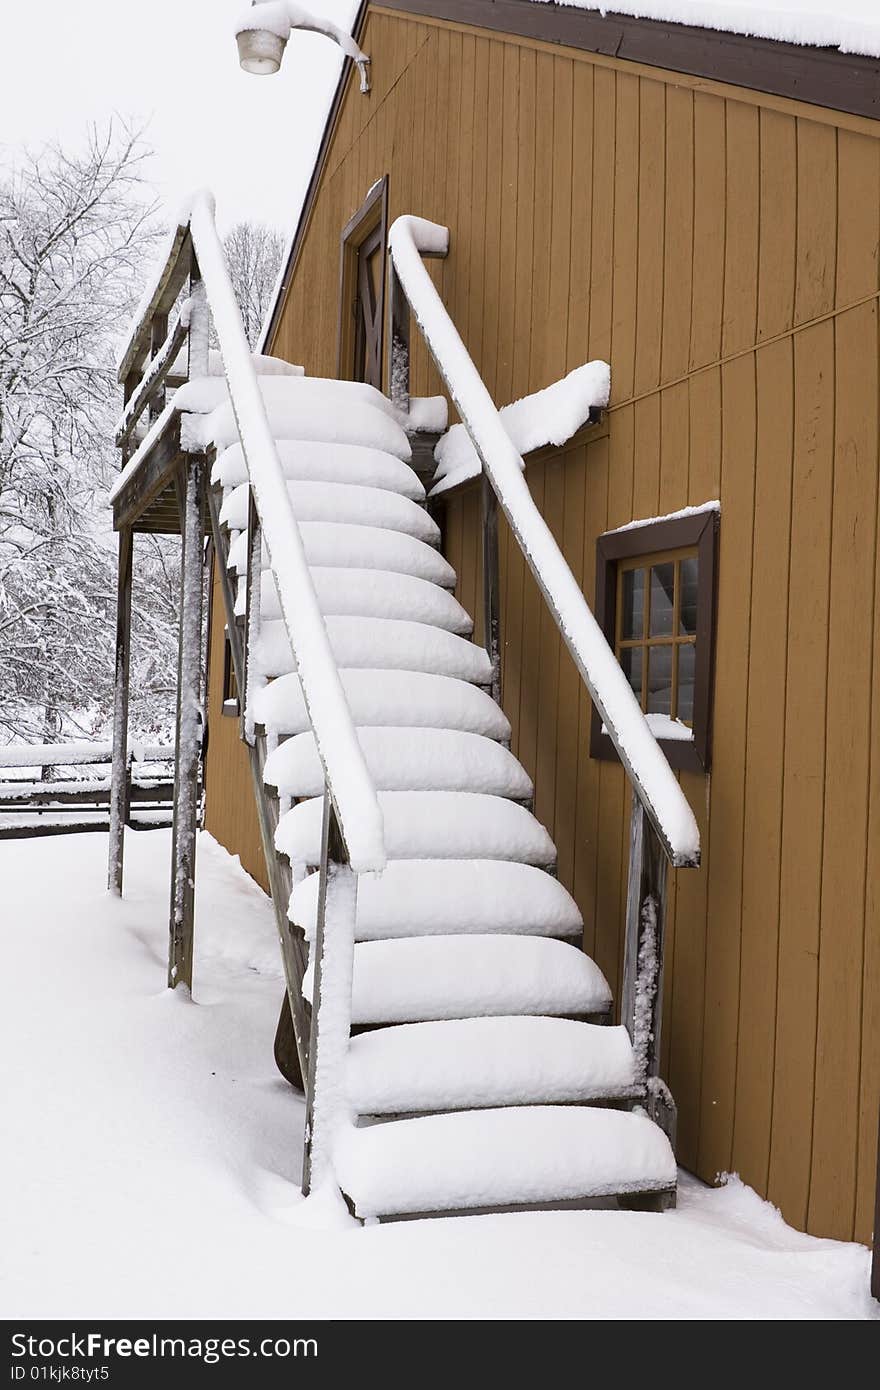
[1,828,875,1320]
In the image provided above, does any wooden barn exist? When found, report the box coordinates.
[109,0,880,1256]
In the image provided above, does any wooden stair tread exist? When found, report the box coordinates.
[264,727,532,800]
[290,857,582,943]
[213,438,425,497]
[228,522,456,587]
[252,670,510,741]
[303,934,611,1025]
[221,478,439,543]
[334,1106,676,1219]
[346,1016,638,1113]
[236,567,473,635]
[276,791,555,869]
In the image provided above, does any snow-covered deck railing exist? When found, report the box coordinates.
[185,194,385,875]
[387,215,699,872]
[0,742,175,830]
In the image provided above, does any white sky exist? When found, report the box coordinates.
[0,0,360,237]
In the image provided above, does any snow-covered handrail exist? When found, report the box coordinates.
[188,193,385,874]
[388,215,699,869]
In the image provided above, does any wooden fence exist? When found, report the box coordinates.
[0,742,175,839]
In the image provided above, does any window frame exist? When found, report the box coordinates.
[221,629,240,718]
[590,508,719,774]
[336,176,389,388]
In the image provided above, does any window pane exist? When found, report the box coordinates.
[677,642,695,723]
[620,646,643,704]
[649,562,675,636]
[646,644,672,715]
[679,556,699,636]
[621,568,645,640]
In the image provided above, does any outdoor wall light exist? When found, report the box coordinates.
[235,1,371,91]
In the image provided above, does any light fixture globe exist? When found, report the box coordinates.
[236,24,287,74]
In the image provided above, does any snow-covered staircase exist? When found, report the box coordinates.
[209,374,677,1219]
[113,195,699,1224]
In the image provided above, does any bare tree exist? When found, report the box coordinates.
[0,121,177,743]
[218,221,284,349]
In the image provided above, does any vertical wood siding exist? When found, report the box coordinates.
[204,560,268,892]
[258,10,880,1242]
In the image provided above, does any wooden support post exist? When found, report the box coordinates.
[205,484,310,1087]
[241,488,262,744]
[168,456,206,990]
[622,794,675,1141]
[481,471,502,705]
[302,792,357,1197]
[148,312,168,423]
[107,525,133,896]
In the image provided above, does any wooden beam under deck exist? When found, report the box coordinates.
[111,412,212,535]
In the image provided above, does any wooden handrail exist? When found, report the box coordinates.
[387,214,700,871]
[187,193,385,875]
[116,223,192,386]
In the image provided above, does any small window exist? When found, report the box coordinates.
[222,631,239,717]
[591,509,718,772]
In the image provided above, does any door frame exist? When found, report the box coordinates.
[336,175,389,387]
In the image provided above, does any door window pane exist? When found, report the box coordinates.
[649,562,675,636]
[621,567,645,640]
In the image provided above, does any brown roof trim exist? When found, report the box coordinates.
[378,0,880,122]
[262,0,371,353]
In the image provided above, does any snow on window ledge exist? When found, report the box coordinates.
[602,713,694,743]
[609,500,720,534]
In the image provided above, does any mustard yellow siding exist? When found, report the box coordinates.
[246,7,880,1242]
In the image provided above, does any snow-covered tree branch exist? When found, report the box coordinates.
[0,121,178,744]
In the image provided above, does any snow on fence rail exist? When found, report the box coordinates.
[0,741,172,769]
[388,214,700,869]
[0,743,175,832]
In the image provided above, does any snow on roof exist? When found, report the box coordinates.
[540,0,880,60]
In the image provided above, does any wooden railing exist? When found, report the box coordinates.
[0,743,173,837]
[387,214,701,1129]
[112,192,384,1195]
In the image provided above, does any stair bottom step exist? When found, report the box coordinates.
[370,1189,677,1222]
[334,1105,676,1220]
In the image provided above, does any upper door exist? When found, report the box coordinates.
[338,177,388,390]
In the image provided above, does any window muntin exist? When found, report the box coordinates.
[590,507,718,774]
[615,547,699,727]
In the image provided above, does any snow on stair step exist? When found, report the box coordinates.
[304,935,612,1024]
[253,670,511,740]
[334,1107,676,1218]
[276,791,555,868]
[212,439,425,498]
[220,480,439,544]
[228,523,455,588]
[290,858,581,943]
[207,378,412,458]
[346,1017,637,1113]
[236,568,472,635]
[264,728,532,800]
[255,618,493,683]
